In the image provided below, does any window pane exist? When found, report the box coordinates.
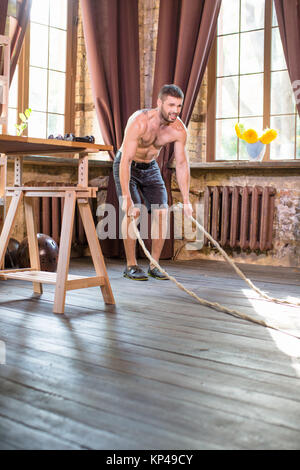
[31,0,49,25]
[240,74,264,117]
[271,27,287,71]
[48,71,65,114]
[29,67,48,112]
[30,23,49,68]
[216,119,238,160]
[28,111,47,138]
[241,0,265,31]
[8,108,17,135]
[49,28,67,72]
[217,35,239,77]
[213,0,297,161]
[272,1,278,26]
[27,0,67,140]
[271,71,295,115]
[240,30,264,74]
[8,64,18,108]
[50,0,67,29]
[47,113,65,136]
[218,0,240,35]
[216,77,239,119]
[238,116,264,160]
[270,115,295,159]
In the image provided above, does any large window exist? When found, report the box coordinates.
[207,0,299,161]
[8,0,77,138]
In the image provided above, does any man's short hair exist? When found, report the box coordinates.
[158,84,184,101]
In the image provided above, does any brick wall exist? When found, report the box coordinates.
[138,0,159,109]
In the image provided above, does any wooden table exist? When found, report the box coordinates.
[0,135,115,314]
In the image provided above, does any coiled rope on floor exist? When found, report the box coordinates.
[130,206,300,340]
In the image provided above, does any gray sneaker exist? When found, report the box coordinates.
[148,266,169,280]
[123,265,149,281]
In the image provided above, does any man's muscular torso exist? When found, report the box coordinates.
[120,109,187,163]
[118,92,192,218]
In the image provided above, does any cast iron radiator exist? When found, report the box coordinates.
[203,186,276,251]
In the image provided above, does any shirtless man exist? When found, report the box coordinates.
[113,84,193,281]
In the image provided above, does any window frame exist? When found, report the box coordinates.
[14,0,78,137]
[206,0,298,162]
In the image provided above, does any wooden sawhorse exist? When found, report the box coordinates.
[0,135,115,314]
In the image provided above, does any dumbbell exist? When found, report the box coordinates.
[48,134,64,140]
[48,134,95,144]
[69,134,95,144]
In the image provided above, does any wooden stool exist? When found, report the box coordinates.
[0,135,115,314]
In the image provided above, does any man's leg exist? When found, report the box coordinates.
[150,207,168,266]
[121,211,138,267]
[121,207,148,281]
[113,153,148,280]
[139,160,169,279]
[148,207,169,279]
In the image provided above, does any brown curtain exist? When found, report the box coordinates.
[148,0,222,259]
[274,0,300,116]
[81,0,140,257]
[0,0,8,35]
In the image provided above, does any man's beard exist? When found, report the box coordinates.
[160,107,177,123]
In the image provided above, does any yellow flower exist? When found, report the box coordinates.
[259,128,278,144]
[242,128,258,144]
[235,123,245,139]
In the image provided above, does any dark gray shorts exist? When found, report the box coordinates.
[113,150,168,213]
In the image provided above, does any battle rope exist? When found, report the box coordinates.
[130,207,300,340]
[186,208,300,308]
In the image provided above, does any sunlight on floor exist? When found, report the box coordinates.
[242,288,300,376]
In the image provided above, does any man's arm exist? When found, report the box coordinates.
[119,116,145,216]
[174,131,193,218]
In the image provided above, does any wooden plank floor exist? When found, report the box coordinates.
[0,257,300,450]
